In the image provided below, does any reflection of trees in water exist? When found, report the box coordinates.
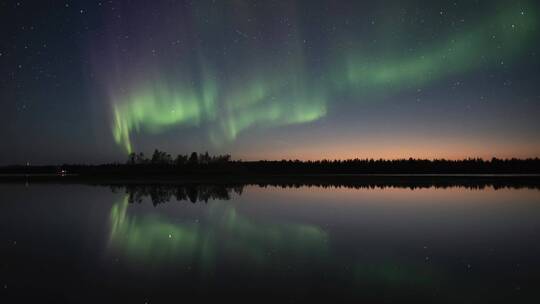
[108,179,540,205]
[110,184,244,205]
[255,180,540,190]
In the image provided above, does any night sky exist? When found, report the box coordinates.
[1,0,539,165]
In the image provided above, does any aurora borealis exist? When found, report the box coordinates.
[1,0,540,163]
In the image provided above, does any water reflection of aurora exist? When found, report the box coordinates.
[108,195,329,270]
[107,191,440,290]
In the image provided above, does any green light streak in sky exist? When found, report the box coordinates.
[111,55,327,153]
[341,4,537,90]
[215,81,327,144]
[108,196,328,269]
[110,3,537,153]
[112,78,326,152]
[112,81,217,153]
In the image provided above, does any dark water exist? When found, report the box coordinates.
[1,182,540,303]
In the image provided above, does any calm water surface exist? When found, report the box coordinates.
[1,182,540,303]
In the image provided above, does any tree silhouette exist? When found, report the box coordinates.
[136,152,147,164]
[127,152,136,165]
[175,154,188,166]
[199,151,211,164]
[189,152,198,164]
[151,149,172,165]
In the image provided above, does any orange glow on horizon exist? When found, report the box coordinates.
[234,137,540,161]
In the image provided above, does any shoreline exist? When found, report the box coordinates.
[2,173,540,190]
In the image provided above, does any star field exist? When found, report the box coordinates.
[1,0,539,164]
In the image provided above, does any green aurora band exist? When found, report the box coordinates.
[341,4,537,90]
[111,3,537,153]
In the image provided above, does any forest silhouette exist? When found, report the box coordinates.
[2,149,540,176]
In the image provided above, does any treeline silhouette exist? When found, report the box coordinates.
[126,150,231,166]
[2,150,540,175]
[105,179,540,205]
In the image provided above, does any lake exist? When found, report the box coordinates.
[1,180,540,303]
